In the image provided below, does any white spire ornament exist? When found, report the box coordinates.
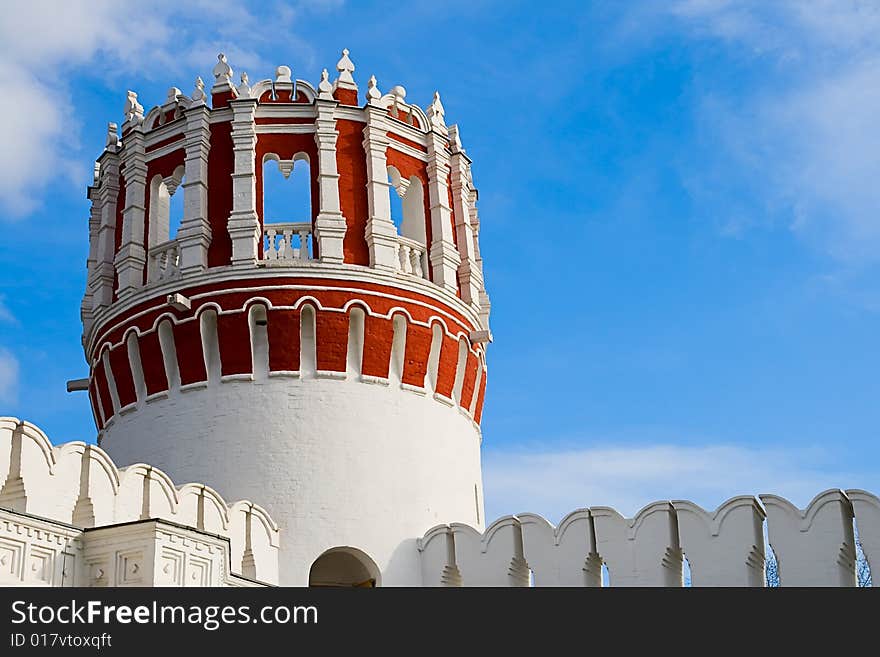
[237,72,251,97]
[318,68,333,100]
[367,75,382,105]
[105,122,119,150]
[191,76,206,105]
[275,65,292,84]
[123,90,144,124]
[334,48,357,89]
[429,91,447,132]
[448,124,464,153]
[213,53,233,84]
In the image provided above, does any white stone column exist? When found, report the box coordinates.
[426,132,461,293]
[177,103,212,274]
[449,149,482,307]
[90,143,120,314]
[114,117,148,295]
[362,105,399,271]
[227,98,260,266]
[313,97,347,263]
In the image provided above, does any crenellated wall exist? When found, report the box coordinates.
[419,490,879,587]
[0,417,279,586]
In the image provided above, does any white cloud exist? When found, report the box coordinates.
[0,349,19,405]
[482,443,859,523]
[667,1,880,264]
[0,1,332,218]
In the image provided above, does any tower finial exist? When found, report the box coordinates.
[275,65,292,84]
[318,68,333,100]
[366,75,382,105]
[123,90,144,125]
[429,91,446,132]
[448,124,464,153]
[213,53,233,83]
[389,85,406,119]
[237,72,252,97]
[334,48,357,89]
[191,76,206,105]
[105,122,119,150]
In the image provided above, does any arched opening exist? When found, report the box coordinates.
[262,154,313,260]
[386,166,426,244]
[309,547,380,588]
[147,166,185,282]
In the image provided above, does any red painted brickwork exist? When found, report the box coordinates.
[315,311,349,372]
[207,121,234,266]
[91,277,477,359]
[387,132,427,153]
[333,87,359,106]
[108,344,136,408]
[473,371,487,423]
[459,350,478,411]
[138,330,168,396]
[267,308,300,372]
[94,359,114,422]
[211,90,236,108]
[173,320,207,385]
[258,88,294,103]
[89,278,486,421]
[217,311,252,376]
[402,323,433,388]
[434,334,459,398]
[88,378,104,430]
[361,314,394,379]
[336,119,370,265]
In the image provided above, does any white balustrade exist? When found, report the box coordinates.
[147,240,180,282]
[262,222,313,262]
[396,235,428,279]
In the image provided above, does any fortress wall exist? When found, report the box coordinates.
[0,417,279,585]
[419,490,879,587]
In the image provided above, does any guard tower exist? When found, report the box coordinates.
[79,50,490,585]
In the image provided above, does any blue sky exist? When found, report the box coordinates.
[1,1,879,522]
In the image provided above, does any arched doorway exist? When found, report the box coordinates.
[308,547,380,587]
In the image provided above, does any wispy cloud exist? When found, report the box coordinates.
[482,442,860,523]
[0,1,336,218]
[0,349,19,405]
[667,1,880,264]
[0,297,17,325]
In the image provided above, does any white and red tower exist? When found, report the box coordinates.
[79,51,491,585]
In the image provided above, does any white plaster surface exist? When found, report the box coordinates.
[100,376,485,586]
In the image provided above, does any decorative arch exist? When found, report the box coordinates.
[387,166,427,244]
[308,547,380,587]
